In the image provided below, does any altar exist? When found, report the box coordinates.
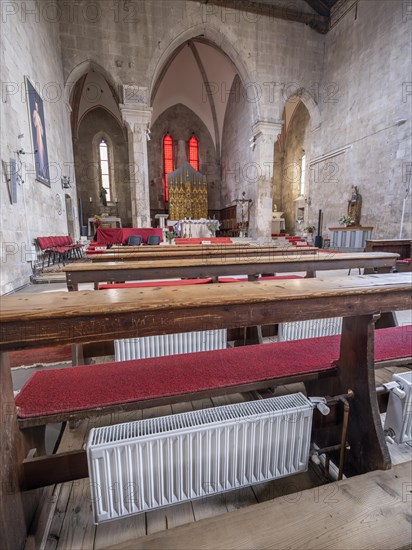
[176,219,220,239]
[88,216,121,237]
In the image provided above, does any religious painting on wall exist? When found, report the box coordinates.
[25,77,50,186]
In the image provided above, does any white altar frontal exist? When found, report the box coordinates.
[329,226,373,250]
[178,219,220,239]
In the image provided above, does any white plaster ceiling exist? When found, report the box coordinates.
[151,41,238,151]
[76,70,122,128]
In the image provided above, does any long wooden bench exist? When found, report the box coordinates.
[64,252,399,290]
[1,274,410,549]
[87,245,319,262]
[15,325,411,431]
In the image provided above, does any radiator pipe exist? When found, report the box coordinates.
[337,390,353,480]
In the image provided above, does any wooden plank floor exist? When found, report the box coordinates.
[40,367,412,550]
[105,461,412,550]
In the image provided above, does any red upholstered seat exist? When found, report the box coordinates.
[98,278,213,289]
[15,338,337,419]
[15,326,411,420]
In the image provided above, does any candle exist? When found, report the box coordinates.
[89,196,92,202]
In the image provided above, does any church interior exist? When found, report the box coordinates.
[1,1,411,549]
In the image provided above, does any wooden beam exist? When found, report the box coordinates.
[303,0,331,17]
[190,0,329,34]
[22,450,88,491]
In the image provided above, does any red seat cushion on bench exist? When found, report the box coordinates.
[15,338,338,418]
[98,278,213,289]
[15,326,411,420]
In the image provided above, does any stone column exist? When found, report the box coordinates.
[120,104,152,227]
[251,120,283,239]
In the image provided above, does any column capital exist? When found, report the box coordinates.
[252,120,283,139]
[120,104,153,127]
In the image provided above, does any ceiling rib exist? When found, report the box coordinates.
[188,40,221,158]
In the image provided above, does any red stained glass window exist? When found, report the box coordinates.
[163,134,174,202]
[189,135,199,171]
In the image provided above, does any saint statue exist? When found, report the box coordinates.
[100,187,108,207]
[347,185,362,225]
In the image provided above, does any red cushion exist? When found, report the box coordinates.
[98,278,214,289]
[14,326,411,419]
[15,338,337,418]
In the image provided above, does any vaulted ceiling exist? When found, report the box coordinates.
[197,0,343,33]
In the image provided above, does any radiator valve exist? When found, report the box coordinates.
[383,381,406,400]
[309,397,330,416]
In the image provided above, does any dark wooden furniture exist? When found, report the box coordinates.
[365,238,411,259]
[219,205,238,236]
[64,252,398,290]
[1,274,410,550]
[365,239,411,274]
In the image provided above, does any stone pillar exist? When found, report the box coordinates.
[251,120,283,239]
[120,104,152,227]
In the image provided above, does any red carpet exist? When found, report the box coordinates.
[15,326,411,419]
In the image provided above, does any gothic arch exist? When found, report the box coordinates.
[283,87,321,132]
[148,22,260,122]
[64,59,121,106]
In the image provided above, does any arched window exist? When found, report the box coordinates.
[300,153,306,196]
[163,134,174,202]
[99,138,111,202]
[188,135,199,171]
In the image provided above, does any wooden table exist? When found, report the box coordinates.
[89,245,319,262]
[64,252,399,290]
[1,273,410,550]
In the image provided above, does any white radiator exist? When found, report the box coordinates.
[115,329,227,361]
[87,393,313,523]
[278,317,342,341]
[384,371,412,444]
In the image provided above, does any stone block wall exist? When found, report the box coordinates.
[308,0,411,239]
[280,102,311,233]
[1,0,77,294]
[221,75,255,221]
[73,107,131,228]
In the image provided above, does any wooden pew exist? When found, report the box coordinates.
[64,252,398,290]
[1,274,410,549]
[88,245,319,262]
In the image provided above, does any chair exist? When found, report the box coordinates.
[127,235,142,246]
[147,234,161,246]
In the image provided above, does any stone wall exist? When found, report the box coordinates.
[307,0,411,239]
[73,107,131,229]
[148,103,220,214]
[220,75,255,226]
[280,102,311,233]
[1,0,76,295]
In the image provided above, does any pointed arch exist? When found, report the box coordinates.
[148,24,260,123]
[283,87,322,132]
[64,59,121,106]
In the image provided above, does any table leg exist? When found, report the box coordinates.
[0,352,33,549]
